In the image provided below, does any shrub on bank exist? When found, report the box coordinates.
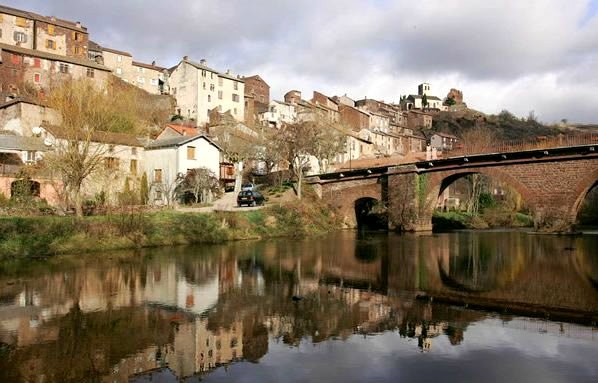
[0,197,340,259]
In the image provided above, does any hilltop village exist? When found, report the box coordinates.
[0,3,513,210]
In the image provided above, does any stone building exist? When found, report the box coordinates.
[339,104,369,131]
[0,4,89,60]
[243,75,269,106]
[168,57,245,126]
[242,75,269,125]
[0,42,111,96]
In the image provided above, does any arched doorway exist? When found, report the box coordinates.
[354,197,388,230]
[11,178,40,200]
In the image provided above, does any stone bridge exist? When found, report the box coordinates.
[308,144,598,231]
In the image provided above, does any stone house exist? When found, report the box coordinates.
[93,44,167,95]
[243,75,269,106]
[406,110,433,131]
[168,57,245,126]
[0,133,57,203]
[144,134,222,204]
[0,4,89,60]
[259,100,296,128]
[0,42,111,96]
[339,104,369,131]
[0,97,60,136]
[430,132,458,151]
[402,83,446,111]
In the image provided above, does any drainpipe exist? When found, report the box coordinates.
[32,19,37,50]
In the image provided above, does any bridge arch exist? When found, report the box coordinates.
[321,180,382,228]
[427,167,533,205]
[423,167,533,224]
[571,168,598,224]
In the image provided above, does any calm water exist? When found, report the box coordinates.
[0,231,597,383]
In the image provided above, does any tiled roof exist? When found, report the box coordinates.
[133,61,166,72]
[0,4,88,32]
[145,134,222,151]
[163,124,199,137]
[183,59,244,82]
[0,134,49,151]
[0,97,45,110]
[45,125,144,147]
[101,46,132,57]
[0,43,110,71]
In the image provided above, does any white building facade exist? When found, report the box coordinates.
[169,58,245,125]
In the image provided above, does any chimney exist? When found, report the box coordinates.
[50,16,56,21]
[183,55,189,61]
[76,21,81,28]
[226,69,231,75]
[151,60,156,66]
[200,59,206,65]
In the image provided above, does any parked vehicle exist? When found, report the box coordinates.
[237,190,265,207]
[242,183,255,191]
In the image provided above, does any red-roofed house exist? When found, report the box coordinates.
[156,124,200,140]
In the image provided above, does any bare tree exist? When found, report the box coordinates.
[43,79,168,216]
[274,121,321,199]
[311,121,347,173]
[176,167,220,204]
[209,120,259,192]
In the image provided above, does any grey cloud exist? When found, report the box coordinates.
[6,0,598,123]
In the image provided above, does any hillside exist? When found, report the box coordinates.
[430,108,564,141]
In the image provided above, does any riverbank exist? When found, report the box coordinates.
[432,210,534,231]
[0,198,340,260]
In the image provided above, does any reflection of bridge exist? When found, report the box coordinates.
[308,140,598,231]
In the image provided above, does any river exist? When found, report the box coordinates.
[0,230,597,382]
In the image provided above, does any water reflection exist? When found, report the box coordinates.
[0,232,596,382]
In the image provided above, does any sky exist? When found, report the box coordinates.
[8,0,598,123]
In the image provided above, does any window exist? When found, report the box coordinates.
[26,151,35,162]
[14,31,27,43]
[187,146,196,160]
[218,90,222,100]
[137,76,145,83]
[154,169,163,183]
[233,108,237,115]
[150,79,158,85]
[218,78,223,86]
[74,46,81,55]
[59,63,69,73]
[129,159,137,175]
[104,157,119,169]
[203,82,206,90]
[210,84,214,91]
[115,67,122,75]
[117,55,122,62]
[232,94,239,102]
[16,17,27,27]
[33,58,41,68]
[47,25,55,35]
[0,28,2,38]
[201,70,206,77]
[46,39,56,50]
[86,68,94,78]
[137,66,143,73]
[73,32,82,41]
[131,147,137,155]
[207,95,211,102]
[234,81,238,90]
[33,73,40,83]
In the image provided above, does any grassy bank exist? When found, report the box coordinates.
[0,199,340,260]
[433,209,533,231]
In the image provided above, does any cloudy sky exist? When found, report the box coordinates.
[9,0,598,123]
